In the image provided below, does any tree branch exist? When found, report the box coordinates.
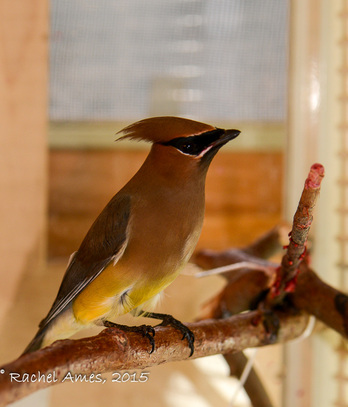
[194,226,282,271]
[0,311,308,406]
[274,163,324,295]
[291,261,348,337]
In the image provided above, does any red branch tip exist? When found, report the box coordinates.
[305,163,325,189]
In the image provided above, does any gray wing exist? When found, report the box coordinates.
[39,194,131,329]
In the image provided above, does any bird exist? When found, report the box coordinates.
[23,116,240,356]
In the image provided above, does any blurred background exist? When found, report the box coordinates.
[0,0,346,406]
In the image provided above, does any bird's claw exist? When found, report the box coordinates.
[152,313,195,357]
[103,321,156,353]
[104,312,195,356]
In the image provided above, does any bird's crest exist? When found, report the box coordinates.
[116,116,215,144]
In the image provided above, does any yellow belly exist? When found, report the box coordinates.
[72,261,180,324]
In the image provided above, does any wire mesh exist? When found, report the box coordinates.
[50,0,288,122]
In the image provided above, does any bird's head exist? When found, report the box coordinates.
[117,116,240,158]
[117,116,240,177]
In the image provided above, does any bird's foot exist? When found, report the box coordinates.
[103,320,156,353]
[142,311,195,357]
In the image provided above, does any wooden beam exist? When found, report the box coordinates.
[0,0,48,326]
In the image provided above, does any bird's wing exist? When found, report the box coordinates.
[39,194,131,328]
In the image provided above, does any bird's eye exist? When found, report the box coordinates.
[180,143,195,154]
[178,142,202,155]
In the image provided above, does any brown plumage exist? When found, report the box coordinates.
[117,116,215,143]
[23,116,240,355]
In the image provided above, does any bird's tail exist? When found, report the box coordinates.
[21,325,49,356]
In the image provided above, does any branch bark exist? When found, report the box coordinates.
[0,311,308,406]
[275,163,324,295]
[291,261,348,337]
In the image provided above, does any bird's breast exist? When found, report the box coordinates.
[126,188,204,277]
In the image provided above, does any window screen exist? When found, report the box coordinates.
[50,0,289,122]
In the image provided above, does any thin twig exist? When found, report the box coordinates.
[274,163,324,295]
[193,226,282,272]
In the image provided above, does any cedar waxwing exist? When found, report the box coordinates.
[23,116,240,356]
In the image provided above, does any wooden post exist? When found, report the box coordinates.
[285,1,342,406]
[0,0,48,330]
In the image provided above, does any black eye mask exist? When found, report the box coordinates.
[161,128,225,156]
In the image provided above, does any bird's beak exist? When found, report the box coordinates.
[204,128,240,155]
[198,128,240,165]
[211,129,240,150]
